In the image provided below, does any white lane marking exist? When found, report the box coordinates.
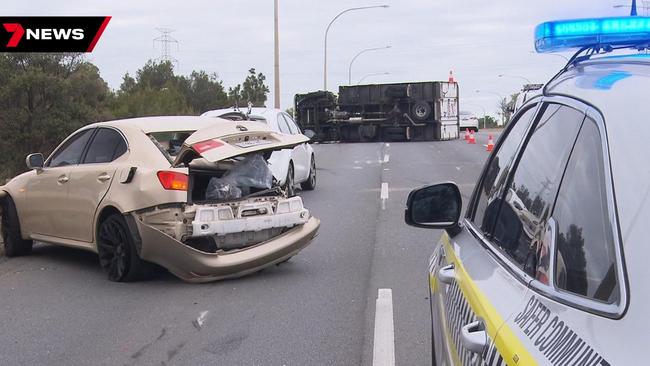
[193,310,209,329]
[383,154,390,163]
[380,183,389,210]
[385,143,390,147]
[353,166,363,170]
[456,166,461,171]
[373,289,395,366]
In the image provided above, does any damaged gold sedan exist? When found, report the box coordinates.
[0,116,320,282]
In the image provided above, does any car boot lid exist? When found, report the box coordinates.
[172,120,308,166]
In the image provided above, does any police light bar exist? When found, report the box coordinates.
[535,16,650,52]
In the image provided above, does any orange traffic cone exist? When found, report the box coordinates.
[448,70,455,83]
[468,130,476,144]
[464,128,470,140]
[486,134,494,152]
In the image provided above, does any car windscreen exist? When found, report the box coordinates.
[148,131,195,162]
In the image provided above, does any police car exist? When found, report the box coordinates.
[405,15,650,366]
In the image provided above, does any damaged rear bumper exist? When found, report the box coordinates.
[133,215,320,283]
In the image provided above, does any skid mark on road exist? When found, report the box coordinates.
[129,327,167,363]
[204,330,249,356]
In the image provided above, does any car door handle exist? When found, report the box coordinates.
[97,173,111,182]
[461,321,487,354]
[437,264,455,285]
[57,175,69,184]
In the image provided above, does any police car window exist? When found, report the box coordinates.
[491,104,584,275]
[83,128,127,164]
[472,105,537,233]
[48,129,94,168]
[553,117,618,303]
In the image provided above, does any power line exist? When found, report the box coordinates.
[154,27,179,65]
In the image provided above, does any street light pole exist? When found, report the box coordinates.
[348,45,391,85]
[323,5,389,91]
[614,1,650,15]
[498,74,532,84]
[357,72,390,85]
[476,89,505,126]
[273,0,280,109]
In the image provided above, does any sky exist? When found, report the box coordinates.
[5,0,636,116]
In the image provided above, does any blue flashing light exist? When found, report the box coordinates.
[535,16,650,53]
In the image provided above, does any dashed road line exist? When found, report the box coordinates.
[380,183,389,210]
[373,288,395,366]
[383,154,390,163]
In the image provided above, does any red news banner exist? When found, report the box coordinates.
[0,16,110,52]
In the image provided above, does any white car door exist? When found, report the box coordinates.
[279,113,309,182]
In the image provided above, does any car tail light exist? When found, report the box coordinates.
[157,171,189,191]
[192,139,224,154]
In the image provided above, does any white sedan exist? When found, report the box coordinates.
[202,108,316,196]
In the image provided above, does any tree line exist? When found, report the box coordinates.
[0,53,270,180]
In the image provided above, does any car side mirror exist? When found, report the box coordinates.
[26,153,44,170]
[303,129,316,141]
[405,182,462,230]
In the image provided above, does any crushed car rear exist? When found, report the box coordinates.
[130,121,320,282]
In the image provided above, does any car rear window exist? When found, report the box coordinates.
[148,131,195,161]
[552,117,618,303]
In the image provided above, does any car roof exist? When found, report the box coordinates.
[87,116,240,135]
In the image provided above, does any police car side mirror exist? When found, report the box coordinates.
[405,182,462,230]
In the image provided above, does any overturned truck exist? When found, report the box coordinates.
[294,81,460,142]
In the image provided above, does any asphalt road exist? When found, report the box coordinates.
[0,131,499,366]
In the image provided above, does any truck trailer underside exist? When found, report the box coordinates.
[294,81,460,143]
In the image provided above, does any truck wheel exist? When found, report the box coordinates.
[358,125,377,142]
[424,124,436,141]
[301,156,317,191]
[411,101,432,121]
[1,196,33,257]
[382,127,406,142]
[97,214,144,282]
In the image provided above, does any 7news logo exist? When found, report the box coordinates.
[0,17,110,52]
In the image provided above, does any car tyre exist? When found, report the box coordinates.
[301,156,317,191]
[1,196,33,257]
[284,163,296,197]
[97,213,144,282]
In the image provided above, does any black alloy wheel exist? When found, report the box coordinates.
[1,196,33,257]
[97,214,143,282]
